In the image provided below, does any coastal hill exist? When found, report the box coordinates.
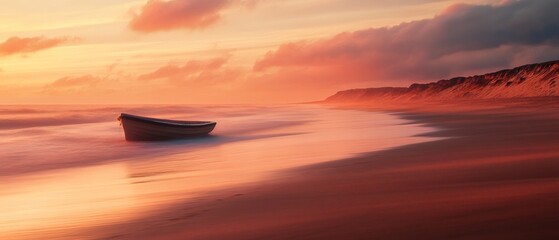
[325,60,559,103]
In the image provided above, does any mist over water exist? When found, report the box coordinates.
[0,104,437,239]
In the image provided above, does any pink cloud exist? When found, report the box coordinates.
[45,75,100,89]
[129,0,260,32]
[129,0,232,32]
[138,56,244,88]
[0,36,73,57]
[253,0,559,87]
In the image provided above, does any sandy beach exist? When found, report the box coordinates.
[0,105,433,239]
[3,0,558,239]
[75,98,558,240]
[1,100,558,239]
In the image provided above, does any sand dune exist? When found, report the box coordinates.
[326,60,559,103]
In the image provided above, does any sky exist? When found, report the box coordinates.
[0,0,558,104]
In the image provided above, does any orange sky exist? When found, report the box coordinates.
[1,0,557,104]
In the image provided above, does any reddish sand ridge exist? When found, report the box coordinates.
[327,60,559,102]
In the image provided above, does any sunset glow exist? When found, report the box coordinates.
[3,0,550,104]
[2,1,559,239]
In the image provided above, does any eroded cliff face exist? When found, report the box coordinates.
[326,60,559,103]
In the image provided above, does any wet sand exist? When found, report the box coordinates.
[0,105,433,240]
[101,98,559,240]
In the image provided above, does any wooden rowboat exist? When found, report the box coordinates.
[118,113,217,141]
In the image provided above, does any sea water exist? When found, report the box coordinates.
[0,104,437,239]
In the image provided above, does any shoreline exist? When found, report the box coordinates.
[90,98,559,240]
[4,99,558,239]
[1,105,434,240]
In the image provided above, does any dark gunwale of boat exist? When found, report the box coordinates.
[118,113,216,127]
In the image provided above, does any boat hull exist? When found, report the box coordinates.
[118,113,216,141]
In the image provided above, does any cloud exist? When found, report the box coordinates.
[129,0,259,32]
[129,0,230,32]
[30,56,244,104]
[253,0,559,86]
[0,36,74,57]
[45,75,101,90]
[42,61,132,95]
[138,56,240,85]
